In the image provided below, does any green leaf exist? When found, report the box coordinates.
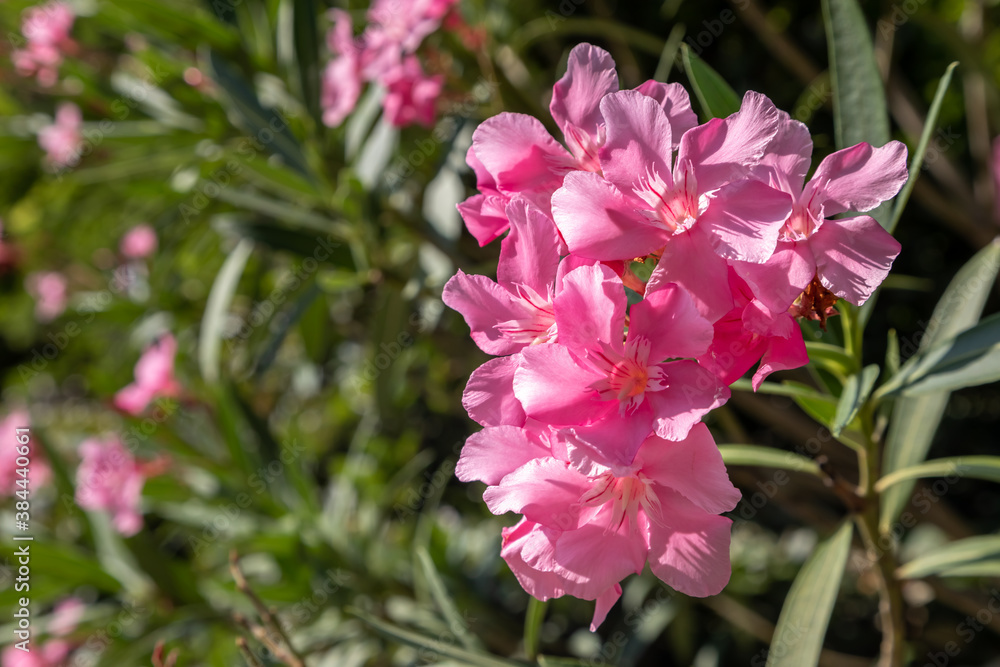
[292,0,322,124]
[523,597,547,661]
[876,456,1000,492]
[199,238,254,383]
[680,44,741,120]
[804,341,858,378]
[928,560,1000,578]
[205,49,313,180]
[897,536,1000,580]
[822,0,889,147]
[730,378,836,403]
[880,238,1000,532]
[790,381,840,429]
[416,547,482,652]
[653,24,686,82]
[765,521,853,667]
[888,62,959,234]
[348,608,524,667]
[718,445,822,476]
[822,0,891,230]
[831,364,879,436]
[879,312,1000,396]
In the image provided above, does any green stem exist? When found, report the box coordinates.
[855,406,906,667]
[523,597,547,662]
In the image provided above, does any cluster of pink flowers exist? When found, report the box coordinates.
[120,224,158,260]
[321,0,458,128]
[445,44,908,628]
[12,1,76,87]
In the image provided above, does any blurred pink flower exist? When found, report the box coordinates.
[25,270,68,322]
[321,9,364,128]
[120,224,158,259]
[114,334,181,415]
[382,56,442,128]
[75,436,147,536]
[49,597,85,636]
[38,102,83,169]
[2,640,73,667]
[0,409,51,495]
[12,1,76,87]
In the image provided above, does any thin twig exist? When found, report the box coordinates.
[231,551,306,667]
[236,637,266,667]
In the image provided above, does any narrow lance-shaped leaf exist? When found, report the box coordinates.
[880,238,1000,532]
[681,44,741,120]
[897,535,1000,580]
[718,445,823,477]
[831,364,879,436]
[200,238,254,383]
[765,521,853,667]
[416,548,482,652]
[821,0,891,228]
[876,456,1000,492]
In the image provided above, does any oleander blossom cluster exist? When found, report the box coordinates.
[11,0,76,87]
[444,43,908,628]
[321,0,459,128]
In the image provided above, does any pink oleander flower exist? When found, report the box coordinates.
[49,597,85,636]
[459,44,698,246]
[513,263,728,464]
[457,422,741,629]
[701,270,808,389]
[321,9,364,128]
[552,90,792,321]
[74,436,148,536]
[120,224,158,259]
[113,334,181,415]
[382,56,442,128]
[12,1,76,87]
[444,198,567,355]
[25,270,68,322]
[733,113,907,313]
[2,640,73,667]
[0,409,51,495]
[38,102,83,169]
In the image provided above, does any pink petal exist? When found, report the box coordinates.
[553,170,670,261]
[133,335,177,393]
[808,140,909,216]
[113,383,152,416]
[542,505,647,598]
[731,241,815,314]
[567,406,657,466]
[550,43,619,140]
[634,423,741,515]
[697,179,792,263]
[678,91,781,191]
[647,229,734,321]
[484,458,591,530]
[757,112,813,193]
[514,344,606,426]
[590,583,623,631]
[810,215,901,305]
[553,263,626,358]
[472,113,570,200]
[456,425,551,486]
[633,80,698,149]
[497,198,562,296]
[647,361,729,441]
[462,356,526,427]
[457,194,510,246]
[443,271,534,355]
[501,519,571,600]
[598,90,673,192]
[644,489,734,597]
[752,326,809,389]
[629,282,714,361]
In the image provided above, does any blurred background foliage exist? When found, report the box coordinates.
[0,0,999,665]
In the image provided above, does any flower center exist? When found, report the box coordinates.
[579,471,662,535]
[633,159,703,233]
[494,284,558,345]
[585,337,667,414]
